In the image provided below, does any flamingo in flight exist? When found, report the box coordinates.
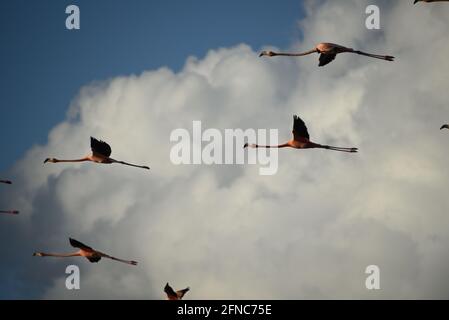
[259,43,394,67]
[244,115,358,153]
[164,283,190,300]
[44,137,150,170]
[33,238,138,265]
[414,0,449,4]
[1,180,19,214]
[441,124,449,130]
[0,210,19,215]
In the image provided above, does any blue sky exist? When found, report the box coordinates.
[0,0,303,172]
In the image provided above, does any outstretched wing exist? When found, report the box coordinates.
[318,53,336,67]
[69,238,93,251]
[292,115,310,141]
[164,283,178,299]
[90,137,112,157]
[177,287,190,299]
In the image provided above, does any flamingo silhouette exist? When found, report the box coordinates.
[259,43,394,67]
[244,115,358,153]
[44,137,150,170]
[1,180,18,214]
[33,238,138,265]
[0,210,19,215]
[414,0,449,4]
[164,283,190,300]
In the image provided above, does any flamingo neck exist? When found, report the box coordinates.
[275,49,317,57]
[254,143,290,148]
[40,252,81,258]
[55,157,90,163]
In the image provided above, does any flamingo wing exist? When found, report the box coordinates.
[318,53,336,66]
[69,238,94,251]
[91,137,112,157]
[177,287,190,299]
[292,115,310,141]
[164,283,178,299]
[87,256,102,263]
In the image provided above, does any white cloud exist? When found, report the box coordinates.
[1,0,449,299]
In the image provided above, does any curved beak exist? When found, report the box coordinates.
[259,52,264,57]
[440,125,449,130]
[243,143,249,148]
[44,158,49,164]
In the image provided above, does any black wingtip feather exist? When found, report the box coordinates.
[90,137,112,157]
[69,238,93,250]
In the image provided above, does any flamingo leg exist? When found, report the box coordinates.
[354,51,394,61]
[112,160,150,170]
[325,146,358,153]
[100,253,138,265]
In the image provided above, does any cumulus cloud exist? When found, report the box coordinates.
[1,0,449,299]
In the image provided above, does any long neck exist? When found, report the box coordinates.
[254,143,290,148]
[55,157,89,163]
[39,252,81,258]
[274,49,317,57]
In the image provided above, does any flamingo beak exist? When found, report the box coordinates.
[259,52,264,57]
[243,143,249,148]
[44,158,49,164]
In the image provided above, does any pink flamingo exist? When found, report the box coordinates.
[164,283,190,300]
[44,137,150,170]
[259,42,394,67]
[33,238,138,265]
[244,115,358,153]
[414,0,449,4]
[1,180,18,214]
[0,210,19,215]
